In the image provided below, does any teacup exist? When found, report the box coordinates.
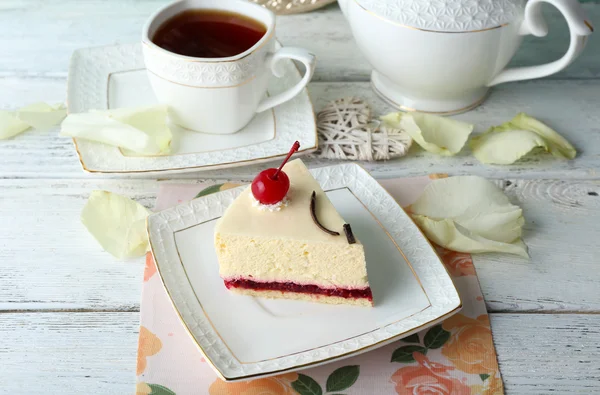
[142,0,316,134]
[338,0,593,114]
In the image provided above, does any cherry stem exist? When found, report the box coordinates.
[273,141,300,180]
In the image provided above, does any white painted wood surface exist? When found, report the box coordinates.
[1,0,600,393]
[2,80,600,180]
[0,1,599,80]
[1,178,599,313]
[1,312,599,394]
[1,2,600,180]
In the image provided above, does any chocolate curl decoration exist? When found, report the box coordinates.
[310,191,340,236]
[343,224,356,244]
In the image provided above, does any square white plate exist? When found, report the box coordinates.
[147,163,461,381]
[67,43,317,175]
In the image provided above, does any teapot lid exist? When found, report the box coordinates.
[355,0,525,32]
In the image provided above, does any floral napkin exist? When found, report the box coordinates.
[136,175,504,395]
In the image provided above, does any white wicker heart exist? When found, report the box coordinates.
[314,97,412,161]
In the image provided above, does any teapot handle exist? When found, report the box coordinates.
[487,0,593,87]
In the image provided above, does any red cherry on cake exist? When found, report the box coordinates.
[251,141,300,205]
[251,168,290,205]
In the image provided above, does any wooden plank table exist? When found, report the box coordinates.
[1,1,599,393]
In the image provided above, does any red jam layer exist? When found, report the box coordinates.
[224,278,373,301]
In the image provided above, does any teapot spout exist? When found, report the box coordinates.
[337,0,349,19]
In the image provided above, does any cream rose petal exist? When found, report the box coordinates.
[60,105,172,155]
[382,112,473,156]
[81,190,152,260]
[470,113,576,164]
[0,102,66,139]
[17,102,67,130]
[411,176,528,257]
[509,113,576,159]
[470,129,548,165]
[0,111,30,139]
[413,216,529,258]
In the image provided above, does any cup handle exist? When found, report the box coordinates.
[256,47,316,113]
[487,0,593,87]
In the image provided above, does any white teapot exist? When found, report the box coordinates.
[337,0,593,114]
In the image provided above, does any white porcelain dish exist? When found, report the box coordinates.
[67,43,317,174]
[147,163,461,381]
[337,0,592,114]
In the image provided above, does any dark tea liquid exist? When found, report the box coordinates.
[152,9,267,58]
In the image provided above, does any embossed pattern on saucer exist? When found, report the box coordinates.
[67,43,317,174]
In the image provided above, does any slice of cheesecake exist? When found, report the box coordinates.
[214,159,372,306]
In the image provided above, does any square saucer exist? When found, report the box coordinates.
[67,43,317,175]
[147,163,461,381]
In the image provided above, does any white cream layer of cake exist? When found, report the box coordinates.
[214,159,369,290]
